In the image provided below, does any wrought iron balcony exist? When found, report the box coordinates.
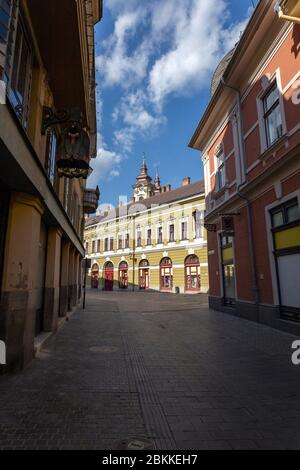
[83,186,100,214]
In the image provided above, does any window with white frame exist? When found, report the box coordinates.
[118,233,123,250]
[181,221,188,240]
[8,15,32,128]
[136,230,142,247]
[262,82,283,148]
[146,228,152,246]
[157,226,163,244]
[169,224,175,242]
[194,210,204,239]
[125,233,130,249]
[104,237,108,251]
[215,145,226,192]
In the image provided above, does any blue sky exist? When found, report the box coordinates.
[89,0,255,208]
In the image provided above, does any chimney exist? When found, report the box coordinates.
[165,184,171,192]
[182,177,191,186]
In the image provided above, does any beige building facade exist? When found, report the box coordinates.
[0,0,102,372]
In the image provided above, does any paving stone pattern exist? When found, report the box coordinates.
[0,290,300,450]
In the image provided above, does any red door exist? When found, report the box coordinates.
[103,262,114,291]
[139,260,149,290]
[160,258,173,292]
[185,255,201,292]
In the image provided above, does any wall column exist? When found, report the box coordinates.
[68,246,75,311]
[0,192,44,372]
[44,227,63,333]
[60,239,70,317]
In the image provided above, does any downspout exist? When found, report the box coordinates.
[274,3,300,24]
[221,78,260,306]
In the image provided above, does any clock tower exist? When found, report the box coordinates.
[132,158,153,202]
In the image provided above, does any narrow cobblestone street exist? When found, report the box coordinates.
[0,290,300,450]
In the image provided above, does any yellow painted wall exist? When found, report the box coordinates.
[85,193,208,294]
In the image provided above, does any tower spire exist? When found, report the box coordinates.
[154,165,161,193]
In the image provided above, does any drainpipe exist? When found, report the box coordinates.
[274,2,300,24]
[220,78,260,306]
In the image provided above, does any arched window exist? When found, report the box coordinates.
[160,258,173,292]
[139,259,150,290]
[119,261,128,289]
[103,261,114,291]
[185,255,200,292]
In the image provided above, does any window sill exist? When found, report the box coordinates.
[212,185,228,200]
[259,134,288,162]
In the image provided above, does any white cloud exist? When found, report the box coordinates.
[112,90,166,151]
[96,0,250,157]
[148,0,248,106]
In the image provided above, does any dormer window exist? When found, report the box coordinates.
[215,144,225,192]
[262,82,283,148]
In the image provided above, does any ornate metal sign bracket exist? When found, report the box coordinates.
[41,106,83,135]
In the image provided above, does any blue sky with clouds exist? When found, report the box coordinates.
[89,0,255,208]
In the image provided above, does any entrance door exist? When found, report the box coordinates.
[91,264,99,289]
[103,262,114,291]
[277,254,300,310]
[223,264,236,304]
[119,261,128,289]
[139,260,149,289]
[160,258,173,292]
[185,255,200,292]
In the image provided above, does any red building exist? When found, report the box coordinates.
[190,0,300,333]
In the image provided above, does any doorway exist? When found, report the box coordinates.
[103,261,114,291]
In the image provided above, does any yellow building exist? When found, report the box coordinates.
[85,162,208,294]
[0,0,102,372]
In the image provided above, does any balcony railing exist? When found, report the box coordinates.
[83,186,100,214]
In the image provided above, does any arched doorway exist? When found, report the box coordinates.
[119,261,128,289]
[139,259,149,290]
[91,263,99,289]
[103,261,114,291]
[185,255,201,292]
[160,257,173,292]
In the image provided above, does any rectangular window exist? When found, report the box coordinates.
[125,233,129,248]
[181,221,188,240]
[0,0,12,45]
[97,239,101,253]
[45,129,57,186]
[104,238,108,252]
[169,224,175,242]
[85,241,89,253]
[118,234,123,250]
[263,83,283,148]
[92,240,96,253]
[215,149,225,192]
[194,211,204,238]
[137,230,142,247]
[271,199,300,229]
[110,238,114,251]
[157,226,163,244]
[9,17,32,127]
[147,229,152,246]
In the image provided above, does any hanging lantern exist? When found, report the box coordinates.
[56,121,92,179]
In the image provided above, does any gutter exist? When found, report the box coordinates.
[274,2,300,24]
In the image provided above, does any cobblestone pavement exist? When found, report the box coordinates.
[1,290,300,450]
